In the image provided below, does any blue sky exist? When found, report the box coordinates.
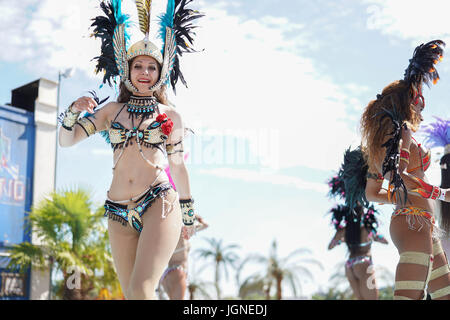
[1,0,450,298]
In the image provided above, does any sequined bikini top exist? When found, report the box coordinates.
[108,117,170,150]
[106,102,173,151]
[406,137,431,173]
[101,98,174,172]
[368,136,431,181]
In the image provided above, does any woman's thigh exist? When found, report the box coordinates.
[390,215,433,299]
[390,215,433,254]
[129,189,182,297]
[107,219,140,295]
[345,265,363,300]
[353,261,378,300]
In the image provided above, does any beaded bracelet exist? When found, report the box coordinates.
[179,198,195,226]
[61,103,81,131]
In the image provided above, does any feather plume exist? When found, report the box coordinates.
[404,40,445,87]
[376,101,408,205]
[329,205,350,231]
[363,205,380,235]
[327,175,346,199]
[339,146,370,212]
[136,0,152,35]
[422,117,450,148]
[158,0,204,93]
[90,0,130,87]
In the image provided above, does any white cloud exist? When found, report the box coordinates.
[198,167,328,193]
[364,0,450,43]
[169,2,365,171]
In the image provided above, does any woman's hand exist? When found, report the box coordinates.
[71,96,98,114]
[182,225,196,240]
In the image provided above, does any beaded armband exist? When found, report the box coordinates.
[400,148,410,164]
[76,117,97,137]
[179,198,195,226]
[367,172,384,182]
[61,104,81,131]
[166,140,184,156]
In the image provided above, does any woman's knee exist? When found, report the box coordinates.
[126,280,158,300]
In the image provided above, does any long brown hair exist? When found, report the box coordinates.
[360,80,422,172]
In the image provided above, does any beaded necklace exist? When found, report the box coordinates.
[126,95,159,119]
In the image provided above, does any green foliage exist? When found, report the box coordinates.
[3,188,120,300]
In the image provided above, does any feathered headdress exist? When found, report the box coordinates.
[404,40,445,89]
[338,146,370,212]
[90,0,203,94]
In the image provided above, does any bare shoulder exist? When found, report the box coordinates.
[159,103,182,122]
[95,101,125,120]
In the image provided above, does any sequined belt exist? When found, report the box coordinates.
[345,255,372,268]
[104,183,172,233]
[391,207,435,224]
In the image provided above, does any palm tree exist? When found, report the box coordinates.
[253,239,323,300]
[195,238,240,299]
[2,188,120,299]
[238,274,266,299]
[186,263,215,300]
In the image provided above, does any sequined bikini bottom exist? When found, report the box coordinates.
[345,255,372,269]
[391,206,443,239]
[104,183,173,233]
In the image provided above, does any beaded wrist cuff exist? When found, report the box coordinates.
[179,198,195,226]
[61,104,81,131]
[166,140,184,155]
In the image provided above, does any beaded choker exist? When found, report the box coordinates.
[126,96,159,119]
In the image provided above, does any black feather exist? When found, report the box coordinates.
[404,40,445,87]
[90,1,121,87]
[375,101,408,205]
[170,0,204,93]
[339,146,370,212]
[327,175,346,199]
[330,205,350,231]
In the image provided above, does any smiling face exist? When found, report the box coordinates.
[129,55,160,94]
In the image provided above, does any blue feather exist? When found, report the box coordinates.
[158,0,175,45]
[111,0,132,43]
[99,130,112,145]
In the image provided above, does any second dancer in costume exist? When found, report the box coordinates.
[158,157,209,300]
[59,0,203,299]
[328,148,388,300]
[361,40,450,300]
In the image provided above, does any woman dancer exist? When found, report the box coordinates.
[361,40,450,300]
[327,148,388,300]
[58,0,203,299]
